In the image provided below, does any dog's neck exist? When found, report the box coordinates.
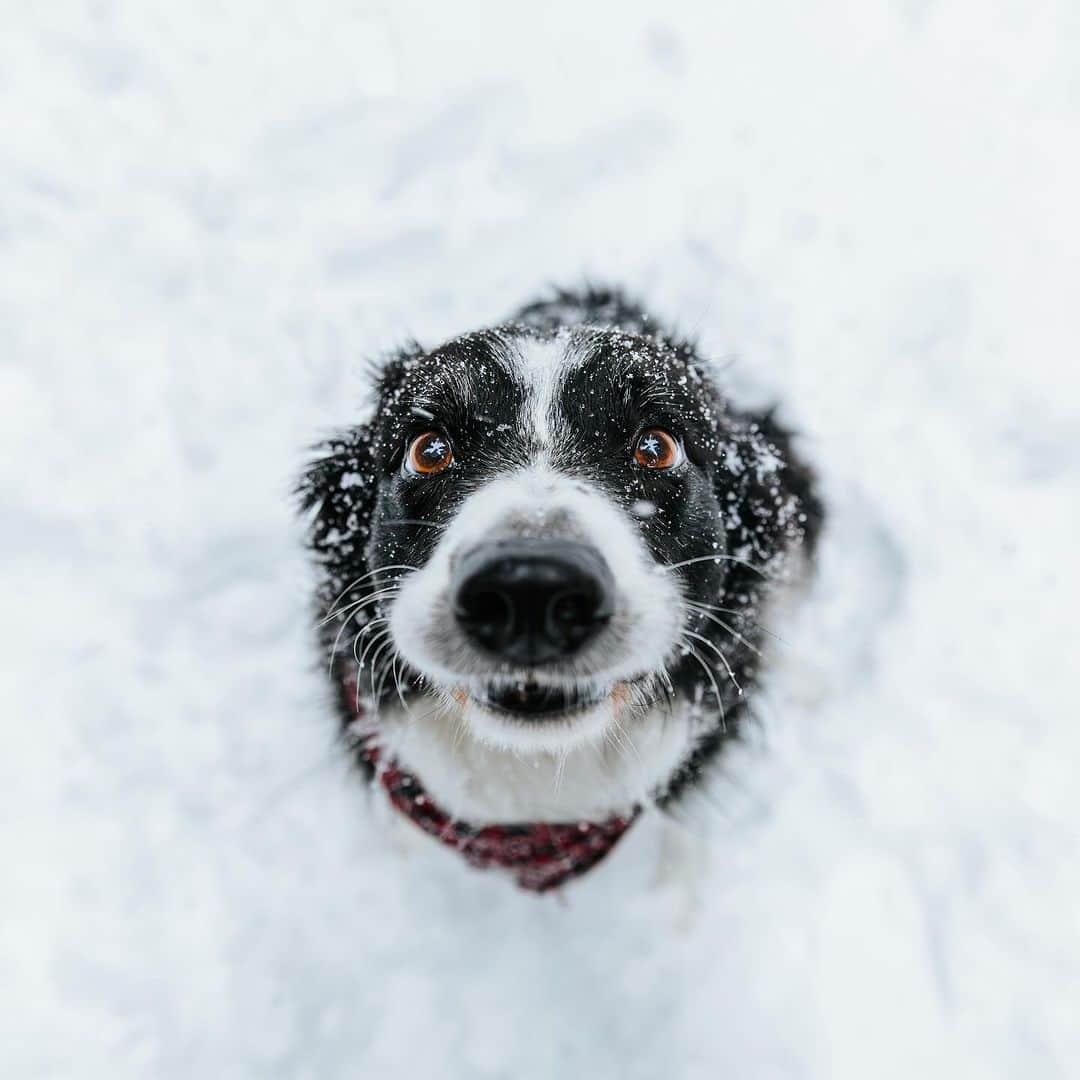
[357,734,642,892]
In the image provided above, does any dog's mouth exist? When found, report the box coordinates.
[474,678,608,719]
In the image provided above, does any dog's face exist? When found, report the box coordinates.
[378,327,726,753]
[302,310,818,822]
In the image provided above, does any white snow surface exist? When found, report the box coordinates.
[3,2,1079,1077]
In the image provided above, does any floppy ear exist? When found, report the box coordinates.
[296,424,381,620]
[714,404,824,606]
[295,346,420,620]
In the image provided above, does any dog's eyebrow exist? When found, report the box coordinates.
[389,331,525,438]
[563,329,694,409]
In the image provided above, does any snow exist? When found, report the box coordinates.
[3,1,1079,1077]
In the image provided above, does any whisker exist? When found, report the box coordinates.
[341,626,393,708]
[368,640,395,703]
[662,553,771,578]
[610,713,642,766]
[683,600,787,645]
[451,711,469,752]
[357,626,392,673]
[349,627,392,710]
[552,750,569,795]
[656,666,676,699]
[684,603,763,658]
[329,607,389,677]
[604,725,633,765]
[329,605,383,677]
[683,628,743,695]
[322,573,379,623]
[392,656,415,718]
[679,639,726,731]
[380,519,444,531]
[335,591,397,625]
[350,618,388,673]
[322,564,418,620]
[320,584,402,627]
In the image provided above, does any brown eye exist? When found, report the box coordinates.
[633,428,683,470]
[406,431,454,475]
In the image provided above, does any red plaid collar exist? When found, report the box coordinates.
[346,680,639,892]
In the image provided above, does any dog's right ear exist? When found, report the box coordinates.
[296,426,379,615]
[295,346,420,614]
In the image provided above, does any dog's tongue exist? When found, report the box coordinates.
[346,683,638,891]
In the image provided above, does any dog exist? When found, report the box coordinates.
[298,287,822,892]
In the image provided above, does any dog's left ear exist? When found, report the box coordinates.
[714,402,825,590]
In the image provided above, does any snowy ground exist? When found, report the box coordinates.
[3,2,1079,1077]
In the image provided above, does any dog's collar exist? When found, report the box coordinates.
[347,687,639,892]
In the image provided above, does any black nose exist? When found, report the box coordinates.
[452,539,614,664]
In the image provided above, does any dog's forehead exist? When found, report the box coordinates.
[397,326,699,422]
[510,326,696,392]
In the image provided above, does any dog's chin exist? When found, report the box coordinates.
[452,681,621,753]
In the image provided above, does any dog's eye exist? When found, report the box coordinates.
[405,431,454,475]
[633,428,683,470]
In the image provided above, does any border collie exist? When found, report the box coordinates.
[298,287,822,892]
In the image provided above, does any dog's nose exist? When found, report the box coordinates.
[452,539,614,663]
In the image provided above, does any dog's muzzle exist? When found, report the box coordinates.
[452,539,614,664]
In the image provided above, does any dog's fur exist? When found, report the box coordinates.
[299,287,822,826]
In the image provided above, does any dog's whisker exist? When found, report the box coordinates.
[356,624,392,672]
[351,626,392,712]
[684,603,764,658]
[552,750,569,795]
[680,639,727,731]
[324,591,401,648]
[354,630,394,709]
[321,565,418,621]
[656,665,676,698]
[349,618,389,676]
[662,553,771,578]
[450,711,469,752]
[330,614,387,678]
[322,571,382,622]
[327,598,377,666]
[328,600,393,639]
[683,629,743,695]
[328,605,389,677]
[610,713,642,766]
[684,600,788,645]
[380,519,445,531]
[392,656,416,719]
[609,717,630,760]
[603,725,632,765]
[320,582,405,627]
[351,622,375,674]
[367,639,397,699]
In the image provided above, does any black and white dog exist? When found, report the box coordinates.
[299,288,822,891]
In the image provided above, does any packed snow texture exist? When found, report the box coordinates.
[3,2,1078,1077]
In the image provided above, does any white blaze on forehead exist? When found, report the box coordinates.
[509,334,576,449]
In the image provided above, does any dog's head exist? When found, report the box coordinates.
[301,290,820,821]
